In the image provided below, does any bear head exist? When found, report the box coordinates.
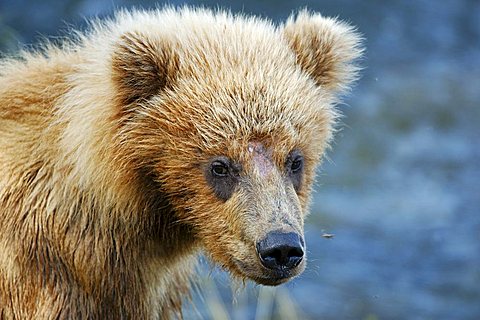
[111,8,362,285]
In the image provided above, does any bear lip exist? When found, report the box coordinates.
[253,275,292,286]
[232,257,304,286]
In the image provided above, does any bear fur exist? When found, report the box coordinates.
[0,7,362,319]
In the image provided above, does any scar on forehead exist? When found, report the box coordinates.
[248,142,274,177]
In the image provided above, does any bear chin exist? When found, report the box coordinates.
[232,256,306,286]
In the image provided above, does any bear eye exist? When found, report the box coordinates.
[205,157,239,202]
[286,150,304,192]
[290,156,303,173]
[211,161,229,177]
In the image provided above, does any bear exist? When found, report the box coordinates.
[0,7,362,319]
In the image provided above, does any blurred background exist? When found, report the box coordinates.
[1,0,479,319]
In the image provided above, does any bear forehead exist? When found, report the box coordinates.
[162,46,326,139]
[153,67,331,160]
[158,79,328,153]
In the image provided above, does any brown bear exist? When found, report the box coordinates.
[0,7,362,319]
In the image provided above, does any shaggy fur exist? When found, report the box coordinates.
[0,7,362,319]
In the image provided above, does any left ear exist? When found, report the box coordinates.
[111,31,179,106]
[283,10,363,94]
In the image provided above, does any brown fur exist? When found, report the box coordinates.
[0,7,362,319]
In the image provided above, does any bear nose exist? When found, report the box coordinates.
[256,232,304,270]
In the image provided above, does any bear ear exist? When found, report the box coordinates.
[283,10,363,94]
[112,31,179,106]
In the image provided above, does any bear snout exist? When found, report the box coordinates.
[256,231,304,271]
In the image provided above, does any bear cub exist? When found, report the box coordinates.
[0,7,361,319]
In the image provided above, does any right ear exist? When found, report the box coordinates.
[283,10,363,95]
[111,31,179,106]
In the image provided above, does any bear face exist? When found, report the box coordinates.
[110,9,362,286]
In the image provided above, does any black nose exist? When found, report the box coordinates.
[256,232,304,270]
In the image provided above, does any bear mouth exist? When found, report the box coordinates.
[250,271,296,286]
[232,258,304,286]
